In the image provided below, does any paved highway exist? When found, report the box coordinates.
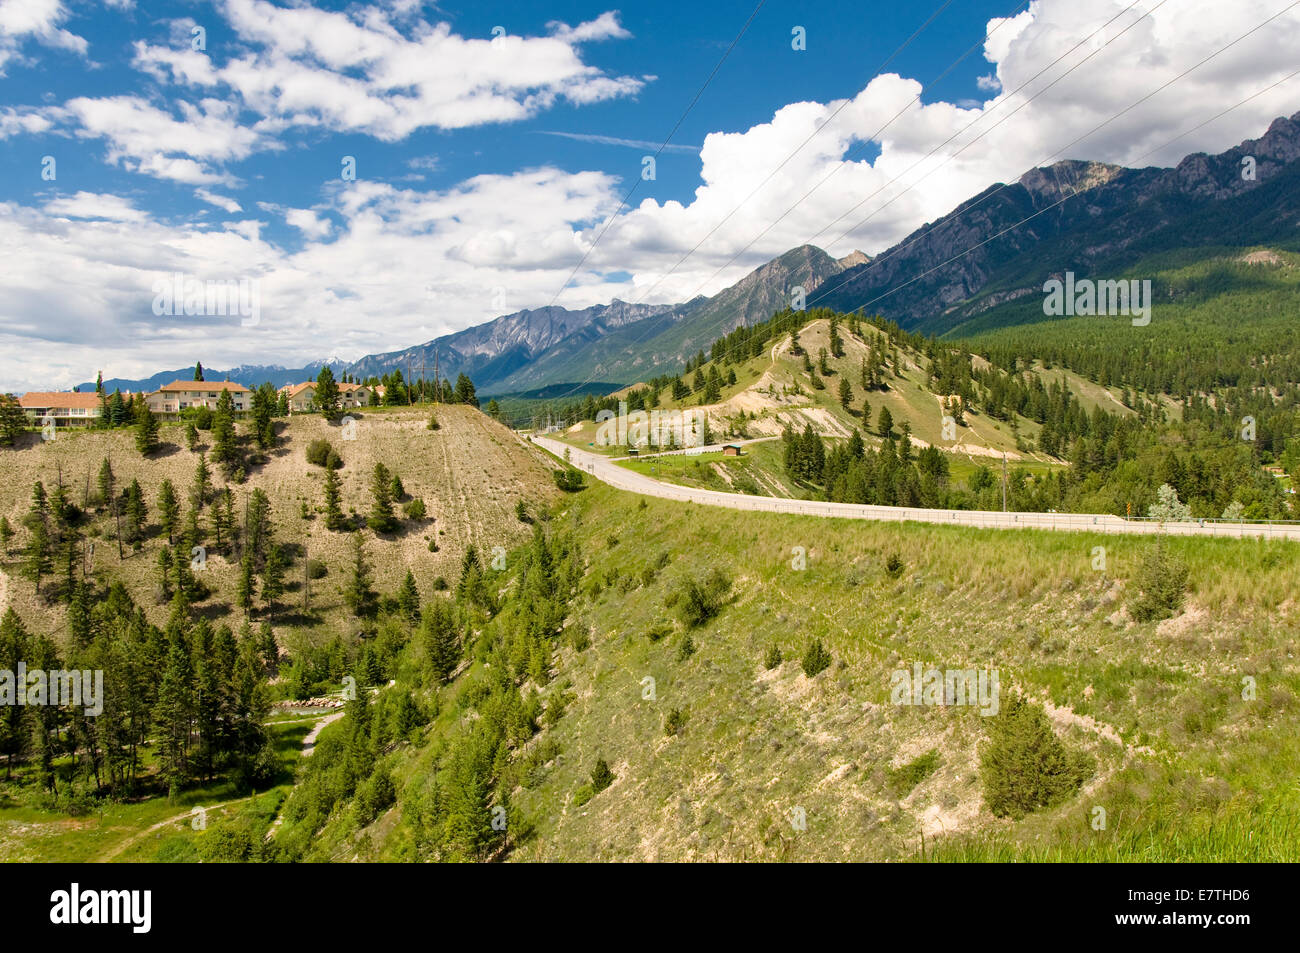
[529,435,1300,540]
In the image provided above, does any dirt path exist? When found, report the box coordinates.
[98,794,257,862]
[101,709,345,860]
[301,711,345,757]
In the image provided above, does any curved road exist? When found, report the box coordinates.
[529,435,1300,540]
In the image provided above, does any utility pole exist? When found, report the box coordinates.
[1002,453,1008,512]
[433,348,439,404]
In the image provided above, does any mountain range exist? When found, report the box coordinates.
[79,110,1300,397]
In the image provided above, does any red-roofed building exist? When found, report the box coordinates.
[18,391,105,427]
[277,381,372,412]
[145,380,251,416]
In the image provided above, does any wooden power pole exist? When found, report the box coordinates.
[1002,453,1008,512]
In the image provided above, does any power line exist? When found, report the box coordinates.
[837,70,1300,318]
[619,0,957,312]
[540,0,961,402]
[807,0,1170,250]
[543,0,769,311]
[660,0,1149,343]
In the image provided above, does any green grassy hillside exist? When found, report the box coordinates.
[284,481,1300,862]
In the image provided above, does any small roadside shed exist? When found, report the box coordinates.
[722,444,743,456]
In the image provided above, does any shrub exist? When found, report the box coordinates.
[676,634,696,661]
[515,500,530,523]
[198,823,261,863]
[763,643,783,669]
[673,568,731,628]
[306,439,342,469]
[978,695,1091,819]
[403,498,426,520]
[1147,483,1191,522]
[427,414,440,431]
[305,559,328,580]
[887,749,940,797]
[432,575,448,591]
[1128,543,1189,622]
[554,468,585,492]
[885,552,904,578]
[664,707,688,736]
[355,769,396,824]
[573,784,594,808]
[801,638,832,677]
[646,624,672,643]
[590,758,615,793]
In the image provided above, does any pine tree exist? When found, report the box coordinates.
[23,484,52,597]
[155,631,194,797]
[158,480,180,544]
[97,457,115,509]
[261,544,285,618]
[107,390,127,427]
[877,406,894,438]
[420,599,461,684]
[192,452,211,509]
[979,695,1090,819]
[134,401,160,455]
[237,550,256,619]
[839,377,853,409]
[397,570,420,624]
[456,544,485,608]
[344,532,378,618]
[125,479,147,548]
[156,547,174,603]
[0,395,28,446]
[1,609,31,775]
[211,390,238,472]
[368,463,397,533]
[251,383,276,449]
[211,486,231,552]
[323,467,345,531]
[184,504,204,553]
[315,366,341,419]
[443,733,495,860]
[454,373,478,408]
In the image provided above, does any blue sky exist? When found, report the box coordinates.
[1,0,1297,389]
[1,0,1013,250]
